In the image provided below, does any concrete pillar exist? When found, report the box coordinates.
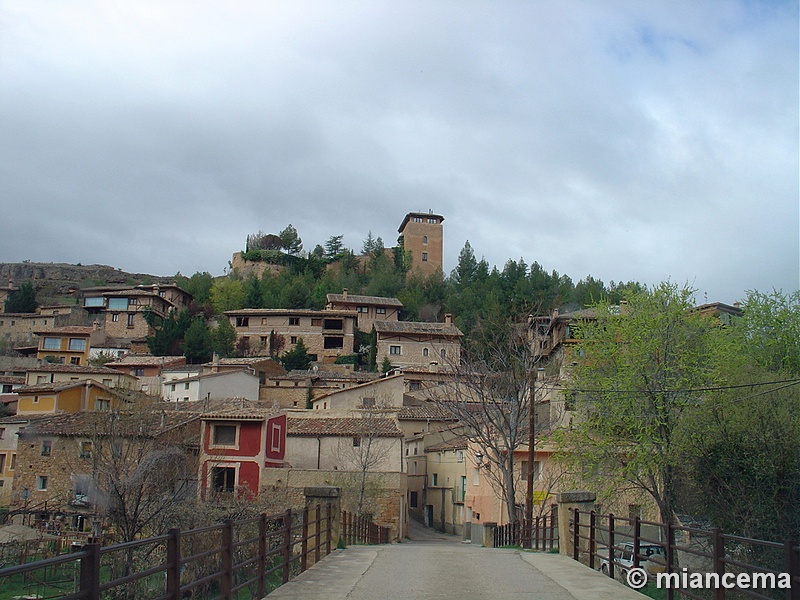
[482,522,497,547]
[556,490,596,557]
[304,486,341,549]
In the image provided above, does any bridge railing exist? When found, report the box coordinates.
[493,505,558,550]
[569,508,800,600]
[341,511,391,545]
[0,505,334,600]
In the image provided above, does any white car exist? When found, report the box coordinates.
[599,542,666,579]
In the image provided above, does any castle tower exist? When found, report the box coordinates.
[397,211,444,277]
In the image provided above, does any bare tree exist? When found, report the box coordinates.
[428,315,543,524]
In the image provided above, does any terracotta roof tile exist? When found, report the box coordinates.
[326,294,403,307]
[287,417,403,437]
[373,321,463,336]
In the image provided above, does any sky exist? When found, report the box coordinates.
[1,1,797,305]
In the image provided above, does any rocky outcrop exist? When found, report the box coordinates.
[0,262,173,296]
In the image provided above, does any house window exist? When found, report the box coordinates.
[375,307,386,315]
[127,314,135,327]
[0,428,4,440]
[422,348,429,357]
[289,317,300,326]
[184,382,190,390]
[409,491,418,508]
[0,454,5,473]
[423,236,428,244]
[353,437,361,447]
[129,298,138,305]
[261,318,268,325]
[457,450,464,463]
[421,252,428,262]
[362,397,375,408]
[108,298,128,310]
[41,440,52,456]
[427,217,437,224]
[290,336,298,344]
[43,337,60,350]
[9,454,16,470]
[409,381,421,391]
[473,468,481,486]
[212,424,237,447]
[236,317,249,327]
[37,475,48,491]
[431,473,438,487]
[441,349,446,358]
[134,367,145,376]
[111,313,119,322]
[357,306,369,313]
[323,319,343,330]
[311,318,322,327]
[84,297,104,307]
[212,466,236,493]
[324,337,344,349]
[102,379,111,386]
[68,338,86,351]
[95,399,110,411]
[390,345,401,355]
[414,217,422,223]
[70,357,80,365]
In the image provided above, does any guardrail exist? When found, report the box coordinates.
[0,505,338,600]
[569,508,800,600]
[493,505,559,550]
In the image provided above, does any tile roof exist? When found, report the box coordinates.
[224,309,357,317]
[287,417,403,437]
[326,293,403,307]
[280,370,379,382]
[27,364,125,375]
[373,321,463,336]
[20,410,199,437]
[397,405,458,421]
[107,355,186,367]
[16,380,116,394]
[33,326,95,335]
[425,436,469,452]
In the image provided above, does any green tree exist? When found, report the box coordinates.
[555,283,731,527]
[324,235,345,259]
[281,338,312,371]
[5,280,38,313]
[175,272,214,307]
[182,317,212,364]
[210,278,245,313]
[243,274,263,308]
[380,355,393,374]
[737,289,800,376]
[211,317,237,358]
[145,309,193,356]
[279,224,303,255]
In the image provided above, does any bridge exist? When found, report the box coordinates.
[264,520,645,600]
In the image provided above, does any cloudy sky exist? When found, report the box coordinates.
[1,1,797,304]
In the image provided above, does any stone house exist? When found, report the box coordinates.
[263,369,378,409]
[224,308,358,363]
[10,410,200,531]
[24,363,138,390]
[14,380,132,415]
[33,326,104,366]
[0,305,88,347]
[325,291,403,333]
[374,316,462,370]
[105,354,187,396]
[162,369,260,403]
[79,284,192,340]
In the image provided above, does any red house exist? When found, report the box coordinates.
[199,408,286,499]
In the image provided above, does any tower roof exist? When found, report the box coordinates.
[398,212,445,232]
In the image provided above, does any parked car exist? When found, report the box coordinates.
[598,542,666,579]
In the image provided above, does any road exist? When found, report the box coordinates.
[264,520,645,600]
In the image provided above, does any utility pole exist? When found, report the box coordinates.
[525,367,544,547]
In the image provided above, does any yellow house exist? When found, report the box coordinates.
[15,380,128,415]
[34,326,101,366]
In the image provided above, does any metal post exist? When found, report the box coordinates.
[665,521,674,600]
[221,520,233,600]
[713,528,725,600]
[315,505,321,563]
[79,543,101,600]
[282,510,293,584]
[573,509,580,561]
[608,513,615,580]
[166,528,181,600]
[633,516,641,570]
[588,511,596,569]
[301,506,309,572]
[258,514,267,598]
[325,504,332,555]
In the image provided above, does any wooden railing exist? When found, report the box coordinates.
[493,505,559,551]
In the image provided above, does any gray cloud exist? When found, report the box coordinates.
[1,1,797,303]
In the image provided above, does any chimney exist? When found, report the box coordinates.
[444,313,452,325]
[342,288,348,300]
[211,352,219,373]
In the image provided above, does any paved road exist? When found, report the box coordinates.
[264,521,644,600]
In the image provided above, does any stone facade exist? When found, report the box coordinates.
[397,212,444,277]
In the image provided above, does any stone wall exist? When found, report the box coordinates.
[261,468,407,541]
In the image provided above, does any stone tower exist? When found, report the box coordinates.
[397,211,444,277]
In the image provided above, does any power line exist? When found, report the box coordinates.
[549,378,800,396]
